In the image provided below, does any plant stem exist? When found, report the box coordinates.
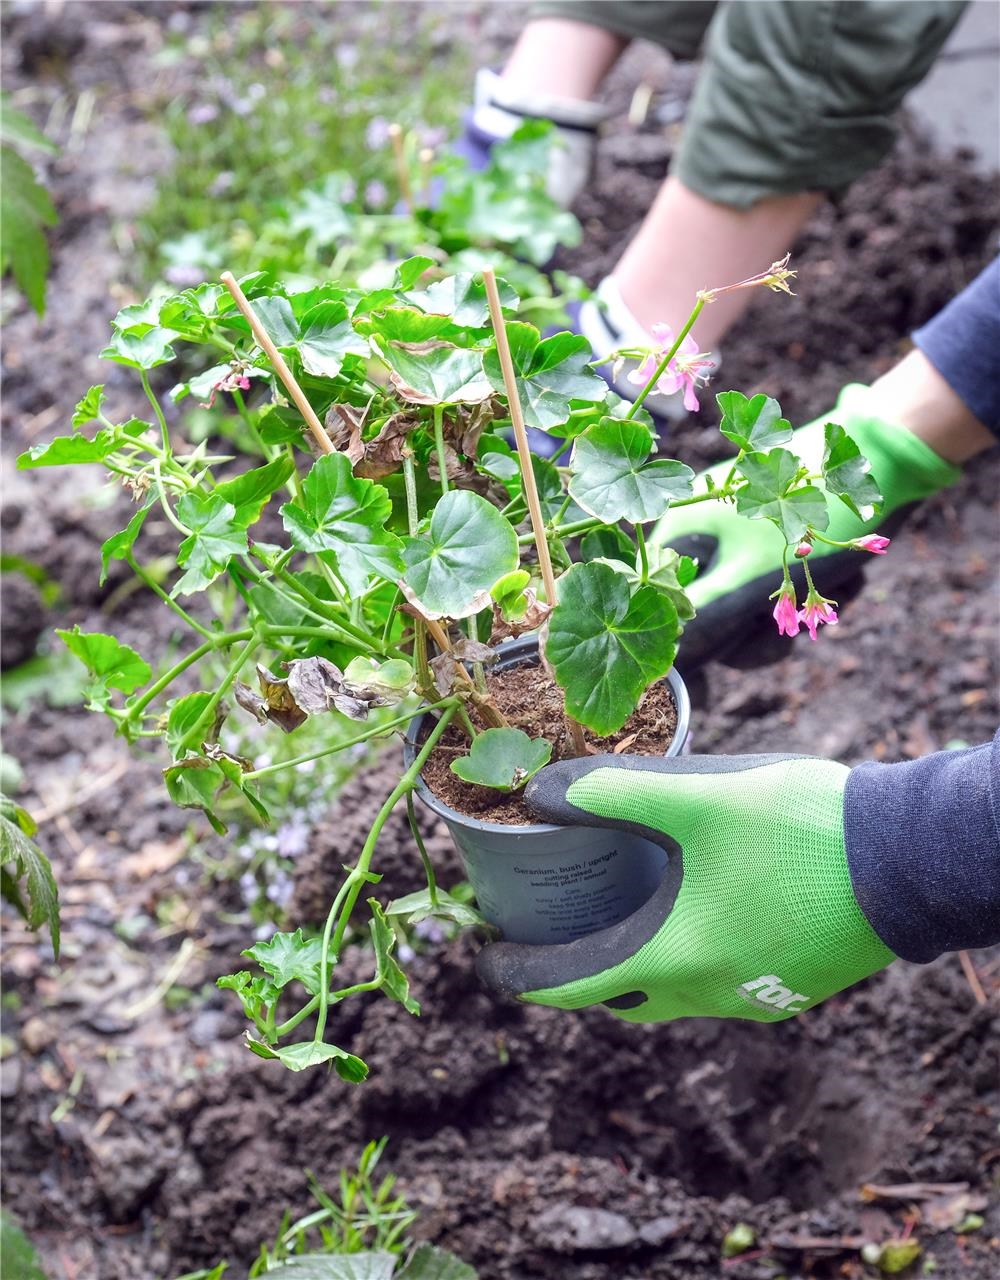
[244,702,448,780]
[140,369,171,451]
[432,404,449,497]
[406,793,438,906]
[220,271,334,455]
[177,635,259,754]
[635,524,649,583]
[483,268,586,756]
[402,451,420,535]
[314,703,458,1042]
[126,553,214,639]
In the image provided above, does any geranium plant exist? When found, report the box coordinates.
[17,253,886,1079]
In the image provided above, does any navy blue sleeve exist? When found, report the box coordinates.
[843,729,1000,962]
[912,257,1000,438]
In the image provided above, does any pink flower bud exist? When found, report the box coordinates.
[793,542,812,558]
[853,534,891,554]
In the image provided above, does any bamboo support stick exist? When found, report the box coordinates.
[482,269,588,757]
[220,271,333,455]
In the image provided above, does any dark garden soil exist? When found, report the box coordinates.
[2,5,999,1279]
[420,656,679,825]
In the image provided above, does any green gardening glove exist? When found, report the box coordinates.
[651,384,960,668]
[476,752,895,1021]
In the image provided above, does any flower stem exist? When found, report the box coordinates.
[313,702,458,1042]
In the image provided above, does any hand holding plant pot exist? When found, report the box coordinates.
[17,251,892,1077]
[475,752,896,1020]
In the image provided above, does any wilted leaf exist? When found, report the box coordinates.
[368,899,420,1014]
[386,887,491,931]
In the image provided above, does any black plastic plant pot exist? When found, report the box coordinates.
[403,637,690,945]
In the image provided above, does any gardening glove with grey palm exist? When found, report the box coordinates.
[652,384,960,669]
[476,752,897,1021]
[453,68,609,207]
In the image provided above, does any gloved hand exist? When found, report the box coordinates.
[456,68,608,208]
[651,385,961,668]
[476,752,896,1021]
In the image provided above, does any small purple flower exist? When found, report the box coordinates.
[366,117,392,149]
[187,103,220,126]
[364,179,388,209]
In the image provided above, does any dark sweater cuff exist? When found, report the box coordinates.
[843,729,1000,962]
[912,257,1000,439]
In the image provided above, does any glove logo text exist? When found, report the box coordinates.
[738,974,810,1013]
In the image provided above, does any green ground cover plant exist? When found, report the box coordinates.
[16,243,888,1080]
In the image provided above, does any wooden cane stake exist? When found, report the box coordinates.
[220,272,332,456]
[482,269,588,757]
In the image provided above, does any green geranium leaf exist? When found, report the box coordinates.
[259,405,308,446]
[398,1244,479,1280]
[246,1037,368,1081]
[165,691,219,758]
[484,325,607,431]
[158,284,226,337]
[402,272,518,328]
[244,927,326,993]
[99,326,177,370]
[394,254,437,289]
[162,759,228,834]
[111,296,164,332]
[100,503,152,585]
[385,887,489,930]
[371,332,492,405]
[580,527,635,562]
[546,562,679,735]
[570,417,694,524]
[716,391,792,452]
[0,802,60,957]
[56,626,151,710]
[281,453,404,594]
[173,493,247,595]
[296,301,368,377]
[822,421,883,520]
[0,144,57,315]
[368,899,420,1014]
[451,728,551,792]
[17,418,149,469]
[216,970,280,1021]
[364,306,460,345]
[214,456,296,528]
[0,1209,49,1280]
[402,489,518,619]
[251,294,299,347]
[72,384,105,427]
[735,448,830,544]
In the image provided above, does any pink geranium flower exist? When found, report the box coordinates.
[800,597,839,641]
[772,587,801,637]
[627,323,714,412]
[852,534,891,554]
